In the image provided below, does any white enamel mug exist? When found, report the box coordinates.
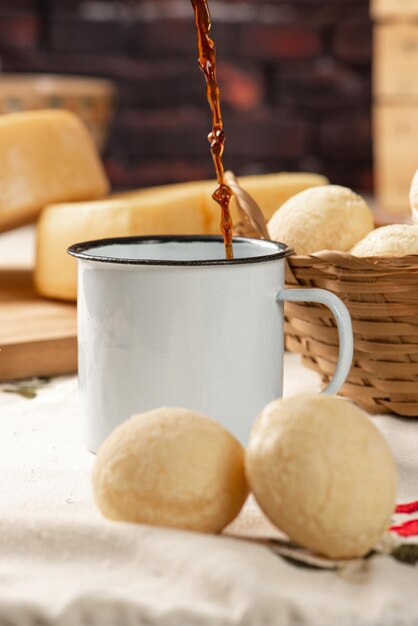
[68,236,353,452]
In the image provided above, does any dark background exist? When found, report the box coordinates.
[0,0,372,191]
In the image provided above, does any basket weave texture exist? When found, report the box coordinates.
[285,251,418,416]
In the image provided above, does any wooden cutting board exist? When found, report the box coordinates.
[0,269,77,381]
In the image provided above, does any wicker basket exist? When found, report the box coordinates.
[285,251,418,416]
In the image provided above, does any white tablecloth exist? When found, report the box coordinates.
[1,223,417,625]
[0,355,417,626]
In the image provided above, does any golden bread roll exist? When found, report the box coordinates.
[351,224,418,257]
[93,407,248,533]
[0,109,109,232]
[268,185,374,255]
[246,394,397,559]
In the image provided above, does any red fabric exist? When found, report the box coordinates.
[390,519,418,537]
[395,501,418,515]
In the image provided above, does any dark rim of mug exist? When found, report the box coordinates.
[67,235,294,267]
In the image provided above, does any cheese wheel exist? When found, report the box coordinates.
[35,186,208,301]
[35,172,328,301]
[0,109,109,232]
[116,172,329,233]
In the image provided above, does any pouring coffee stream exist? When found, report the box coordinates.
[190,0,267,255]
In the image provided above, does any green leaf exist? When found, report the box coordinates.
[280,554,336,571]
[3,387,38,399]
[391,544,418,566]
[1,377,51,400]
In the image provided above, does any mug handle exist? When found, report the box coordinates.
[276,288,353,396]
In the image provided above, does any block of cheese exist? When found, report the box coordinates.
[117,173,329,234]
[0,109,109,232]
[201,172,329,233]
[35,186,208,301]
[35,171,328,301]
[112,181,212,229]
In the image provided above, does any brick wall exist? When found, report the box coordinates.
[0,0,372,191]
